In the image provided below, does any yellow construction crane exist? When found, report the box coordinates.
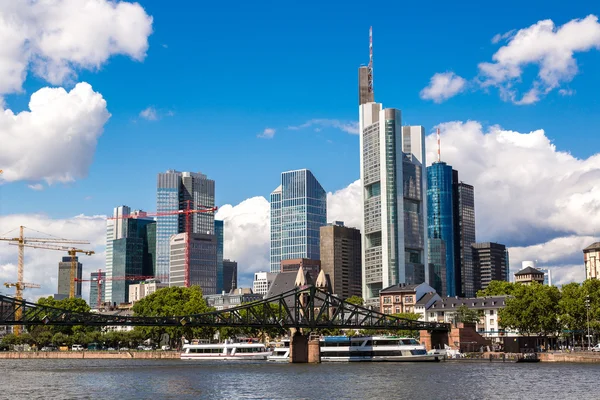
[0,226,90,335]
[16,243,95,298]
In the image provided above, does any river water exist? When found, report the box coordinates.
[0,359,598,400]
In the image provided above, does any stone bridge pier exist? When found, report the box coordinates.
[289,330,320,363]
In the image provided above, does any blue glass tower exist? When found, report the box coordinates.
[427,162,456,296]
[215,219,224,293]
[270,169,327,273]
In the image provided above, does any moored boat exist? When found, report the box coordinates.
[267,339,290,362]
[320,336,439,362]
[181,339,272,360]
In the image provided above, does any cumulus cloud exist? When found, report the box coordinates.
[326,180,362,230]
[139,106,158,121]
[0,0,153,94]
[0,83,110,184]
[420,72,467,103]
[27,183,44,191]
[424,15,600,104]
[288,119,359,135]
[257,128,276,139]
[0,214,107,302]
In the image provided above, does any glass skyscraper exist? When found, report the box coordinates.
[156,170,215,283]
[215,219,224,292]
[427,162,456,296]
[269,169,327,273]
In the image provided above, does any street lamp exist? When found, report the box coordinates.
[585,295,591,351]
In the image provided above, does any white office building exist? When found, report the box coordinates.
[105,205,130,304]
[253,271,277,296]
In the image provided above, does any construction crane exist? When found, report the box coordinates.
[14,243,94,298]
[108,201,217,287]
[75,269,156,309]
[0,226,90,334]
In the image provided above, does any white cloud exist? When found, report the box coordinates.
[257,128,276,139]
[0,83,110,184]
[420,72,467,103]
[27,183,44,191]
[425,15,600,104]
[0,0,153,94]
[326,180,362,230]
[559,88,575,96]
[288,119,359,135]
[139,106,158,121]
[0,214,107,302]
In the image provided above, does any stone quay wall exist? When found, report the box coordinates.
[0,351,180,359]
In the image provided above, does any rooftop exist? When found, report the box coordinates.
[515,266,543,276]
[429,296,507,310]
[584,242,600,251]
[380,283,420,294]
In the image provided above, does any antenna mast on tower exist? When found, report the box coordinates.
[368,26,373,95]
[437,128,441,162]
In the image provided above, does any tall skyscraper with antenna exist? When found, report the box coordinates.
[359,28,427,307]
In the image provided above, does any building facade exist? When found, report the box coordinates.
[156,170,215,283]
[379,282,437,315]
[427,238,447,297]
[57,256,82,298]
[583,242,600,280]
[252,271,276,296]
[454,181,476,297]
[89,270,105,309]
[223,259,238,293]
[319,221,362,299]
[128,280,168,303]
[359,100,427,307]
[205,288,263,311]
[169,232,217,294]
[514,266,545,285]
[472,242,509,291]
[105,205,130,303]
[280,258,321,276]
[269,169,327,273]
[427,162,456,296]
[215,220,224,293]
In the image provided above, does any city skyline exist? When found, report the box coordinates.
[2,1,600,301]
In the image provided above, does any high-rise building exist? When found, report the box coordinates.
[111,216,156,304]
[89,270,105,309]
[269,169,327,273]
[57,256,82,298]
[319,221,362,299]
[169,232,217,294]
[129,279,167,303]
[215,220,224,293]
[105,205,130,303]
[427,238,447,296]
[156,170,215,283]
[454,181,476,297]
[223,259,237,293]
[583,242,600,280]
[253,271,277,296]
[472,242,509,291]
[280,258,321,276]
[427,162,456,296]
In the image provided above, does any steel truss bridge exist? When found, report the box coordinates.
[0,285,449,332]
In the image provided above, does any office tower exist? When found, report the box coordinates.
[111,216,156,304]
[215,220,224,293]
[538,268,552,286]
[472,242,509,292]
[454,180,476,297]
[156,170,216,282]
[89,270,105,309]
[280,258,321,276]
[57,256,82,298]
[223,259,238,293]
[427,162,456,296]
[105,205,130,303]
[253,271,277,296]
[169,232,217,294]
[129,279,167,303]
[583,242,600,280]
[427,238,447,296]
[320,221,362,299]
[269,169,327,273]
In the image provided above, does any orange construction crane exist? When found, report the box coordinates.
[0,225,90,334]
[108,201,217,287]
[75,269,156,309]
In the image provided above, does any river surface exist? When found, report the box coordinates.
[0,359,598,400]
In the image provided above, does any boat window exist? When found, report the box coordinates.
[373,340,398,346]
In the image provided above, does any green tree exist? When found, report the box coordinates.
[558,282,585,337]
[346,296,364,306]
[30,297,95,337]
[391,312,422,339]
[500,283,561,336]
[477,281,517,297]
[454,305,480,324]
[132,286,214,347]
[52,332,71,347]
[1,334,20,346]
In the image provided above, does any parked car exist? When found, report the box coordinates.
[591,344,600,352]
[143,346,153,351]
[71,344,84,351]
[161,345,171,351]
[107,347,116,351]
[119,347,129,351]
[137,345,145,351]
[41,346,57,352]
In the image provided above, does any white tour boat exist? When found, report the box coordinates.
[181,339,272,360]
[267,339,290,362]
[320,336,440,362]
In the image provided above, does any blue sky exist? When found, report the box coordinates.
[2,0,600,219]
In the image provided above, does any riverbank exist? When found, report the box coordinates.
[0,351,180,359]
